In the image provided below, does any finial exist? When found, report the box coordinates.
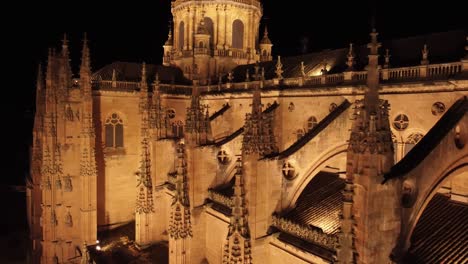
[260,25,272,45]
[300,61,306,77]
[321,61,328,75]
[80,33,91,73]
[367,28,381,56]
[228,71,234,82]
[141,62,147,82]
[62,33,69,48]
[275,55,283,79]
[261,67,265,80]
[384,49,391,68]
[346,43,355,70]
[112,69,116,82]
[254,63,260,80]
[37,63,43,90]
[421,44,429,65]
[245,69,250,82]
[83,32,88,45]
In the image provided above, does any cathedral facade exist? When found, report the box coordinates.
[28,0,468,263]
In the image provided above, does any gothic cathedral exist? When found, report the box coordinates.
[29,0,468,263]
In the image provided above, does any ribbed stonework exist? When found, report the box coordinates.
[149,73,170,139]
[79,34,98,246]
[222,158,252,264]
[169,142,192,264]
[338,29,401,264]
[40,46,66,264]
[185,87,212,145]
[135,63,155,248]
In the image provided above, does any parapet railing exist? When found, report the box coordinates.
[173,0,261,8]
[207,189,233,207]
[271,215,338,251]
[93,61,465,94]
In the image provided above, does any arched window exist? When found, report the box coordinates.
[307,116,318,131]
[105,113,124,148]
[404,133,424,156]
[199,41,204,48]
[178,21,185,50]
[232,20,244,49]
[204,17,214,48]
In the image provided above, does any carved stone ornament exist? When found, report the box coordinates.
[393,114,409,131]
[282,162,297,180]
[217,150,229,164]
[329,102,338,112]
[431,102,446,116]
[271,215,338,250]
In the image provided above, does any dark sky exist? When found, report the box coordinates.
[3,0,467,185]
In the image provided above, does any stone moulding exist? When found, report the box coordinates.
[271,215,338,250]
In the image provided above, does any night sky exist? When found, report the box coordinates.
[3,0,467,186]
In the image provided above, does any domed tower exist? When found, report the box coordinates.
[166,0,265,83]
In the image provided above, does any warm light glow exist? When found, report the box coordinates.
[96,240,100,244]
[96,245,101,251]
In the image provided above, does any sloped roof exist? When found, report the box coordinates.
[404,194,468,264]
[265,100,351,160]
[284,172,345,235]
[92,61,191,85]
[231,30,466,81]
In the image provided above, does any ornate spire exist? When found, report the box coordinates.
[341,28,399,264]
[364,28,382,114]
[346,43,355,71]
[37,63,44,92]
[135,62,154,215]
[150,71,169,139]
[222,157,252,264]
[185,87,212,145]
[59,33,72,88]
[300,61,306,77]
[242,77,277,156]
[260,25,272,45]
[80,33,92,97]
[165,26,173,46]
[169,142,192,239]
[46,48,55,92]
[275,55,283,79]
[421,44,429,65]
[139,62,149,113]
[384,49,391,69]
[321,61,328,75]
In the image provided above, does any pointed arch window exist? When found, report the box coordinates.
[404,133,424,156]
[105,113,124,148]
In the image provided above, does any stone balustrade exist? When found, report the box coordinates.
[271,215,338,250]
[207,189,233,207]
[93,61,465,94]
